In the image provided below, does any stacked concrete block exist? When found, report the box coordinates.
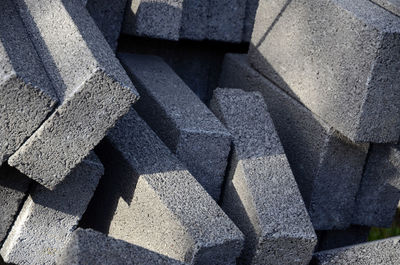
[9,0,139,189]
[249,0,400,143]
[316,225,371,251]
[0,0,58,165]
[371,0,400,16]
[57,228,186,265]
[210,88,317,264]
[312,236,400,264]
[118,53,231,201]
[0,153,103,265]
[219,54,369,230]
[242,0,260,42]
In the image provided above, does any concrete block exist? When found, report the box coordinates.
[0,153,103,265]
[85,107,243,264]
[219,53,369,230]
[118,53,231,201]
[249,0,400,143]
[9,0,138,189]
[0,0,57,165]
[242,0,260,42]
[179,0,208,40]
[57,228,186,265]
[316,225,370,251]
[312,236,400,264]
[210,88,317,265]
[353,144,400,227]
[371,0,400,16]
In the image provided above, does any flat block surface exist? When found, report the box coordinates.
[371,0,400,16]
[179,0,208,40]
[316,225,370,251]
[242,0,260,42]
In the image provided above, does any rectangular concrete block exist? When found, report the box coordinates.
[210,88,317,265]
[118,53,231,201]
[0,153,103,265]
[371,0,400,16]
[219,53,369,230]
[353,144,400,227]
[0,0,57,165]
[179,0,208,40]
[9,0,139,189]
[249,0,400,143]
[57,228,186,265]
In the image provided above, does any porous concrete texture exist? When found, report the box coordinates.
[85,107,244,264]
[312,236,400,264]
[371,0,400,16]
[249,0,400,143]
[210,88,317,265]
[57,228,186,265]
[242,0,260,42]
[353,144,400,227]
[180,0,208,40]
[118,53,231,201]
[316,225,371,251]
[0,0,57,165]
[9,0,139,189]
[0,153,103,265]
[219,53,369,230]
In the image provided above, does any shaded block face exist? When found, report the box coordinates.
[242,0,260,42]
[249,0,400,143]
[179,0,208,40]
[371,0,400,16]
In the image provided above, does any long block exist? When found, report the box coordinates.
[371,0,400,16]
[219,54,369,230]
[249,0,400,143]
[210,88,316,265]
[0,0,57,165]
[118,53,231,200]
[0,153,103,265]
[9,0,138,189]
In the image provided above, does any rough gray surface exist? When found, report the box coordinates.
[0,0,57,165]
[118,53,231,201]
[370,0,400,16]
[0,153,103,265]
[210,88,316,265]
[10,0,138,189]
[316,225,371,251]
[249,0,400,143]
[353,144,400,227]
[180,0,208,40]
[312,236,400,264]
[219,53,369,230]
[57,228,186,265]
[242,0,260,42]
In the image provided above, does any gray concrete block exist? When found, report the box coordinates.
[88,107,243,264]
[0,0,57,165]
[353,144,400,227]
[9,0,138,189]
[242,0,259,42]
[179,0,208,40]
[210,88,317,265]
[316,225,371,251]
[219,53,369,230]
[57,228,186,265]
[0,153,103,265]
[371,0,400,16]
[312,236,400,264]
[249,0,400,143]
[118,53,231,201]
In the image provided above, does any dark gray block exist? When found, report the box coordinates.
[57,228,186,265]
[219,53,369,230]
[242,0,260,42]
[312,236,400,264]
[211,88,317,265]
[0,0,57,165]
[353,144,400,227]
[316,225,371,251]
[9,0,138,189]
[179,0,208,40]
[118,53,231,201]
[249,0,400,143]
[0,153,103,265]
[371,0,400,16]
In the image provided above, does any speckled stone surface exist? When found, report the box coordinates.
[370,0,400,16]
[210,88,316,265]
[249,0,400,143]
[179,0,208,40]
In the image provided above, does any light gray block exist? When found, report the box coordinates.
[0,0,57,165]
[370,0,400,16]
[118,53,231,201]
[9,0,138,189]
[316,225,371,251]
[312,236,400,264]
[219,53,369,230]
[57,228,186,265]
[179,0,208,40]
[242,0,260,42]
[0,153,103,265]
[353,144,400,227]
[210,88,317,265]
[249,0,400,143]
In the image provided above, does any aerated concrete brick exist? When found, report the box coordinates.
[57,228,186,265]
[0,0,57,165]
[249,0,400,143]
[353,144,400,227]
[9,0,138,189]
[219,54,369,230]
[371,0,400,16]
[118,53,231,201]
[210,88,316,265]
[0,153,103,265]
